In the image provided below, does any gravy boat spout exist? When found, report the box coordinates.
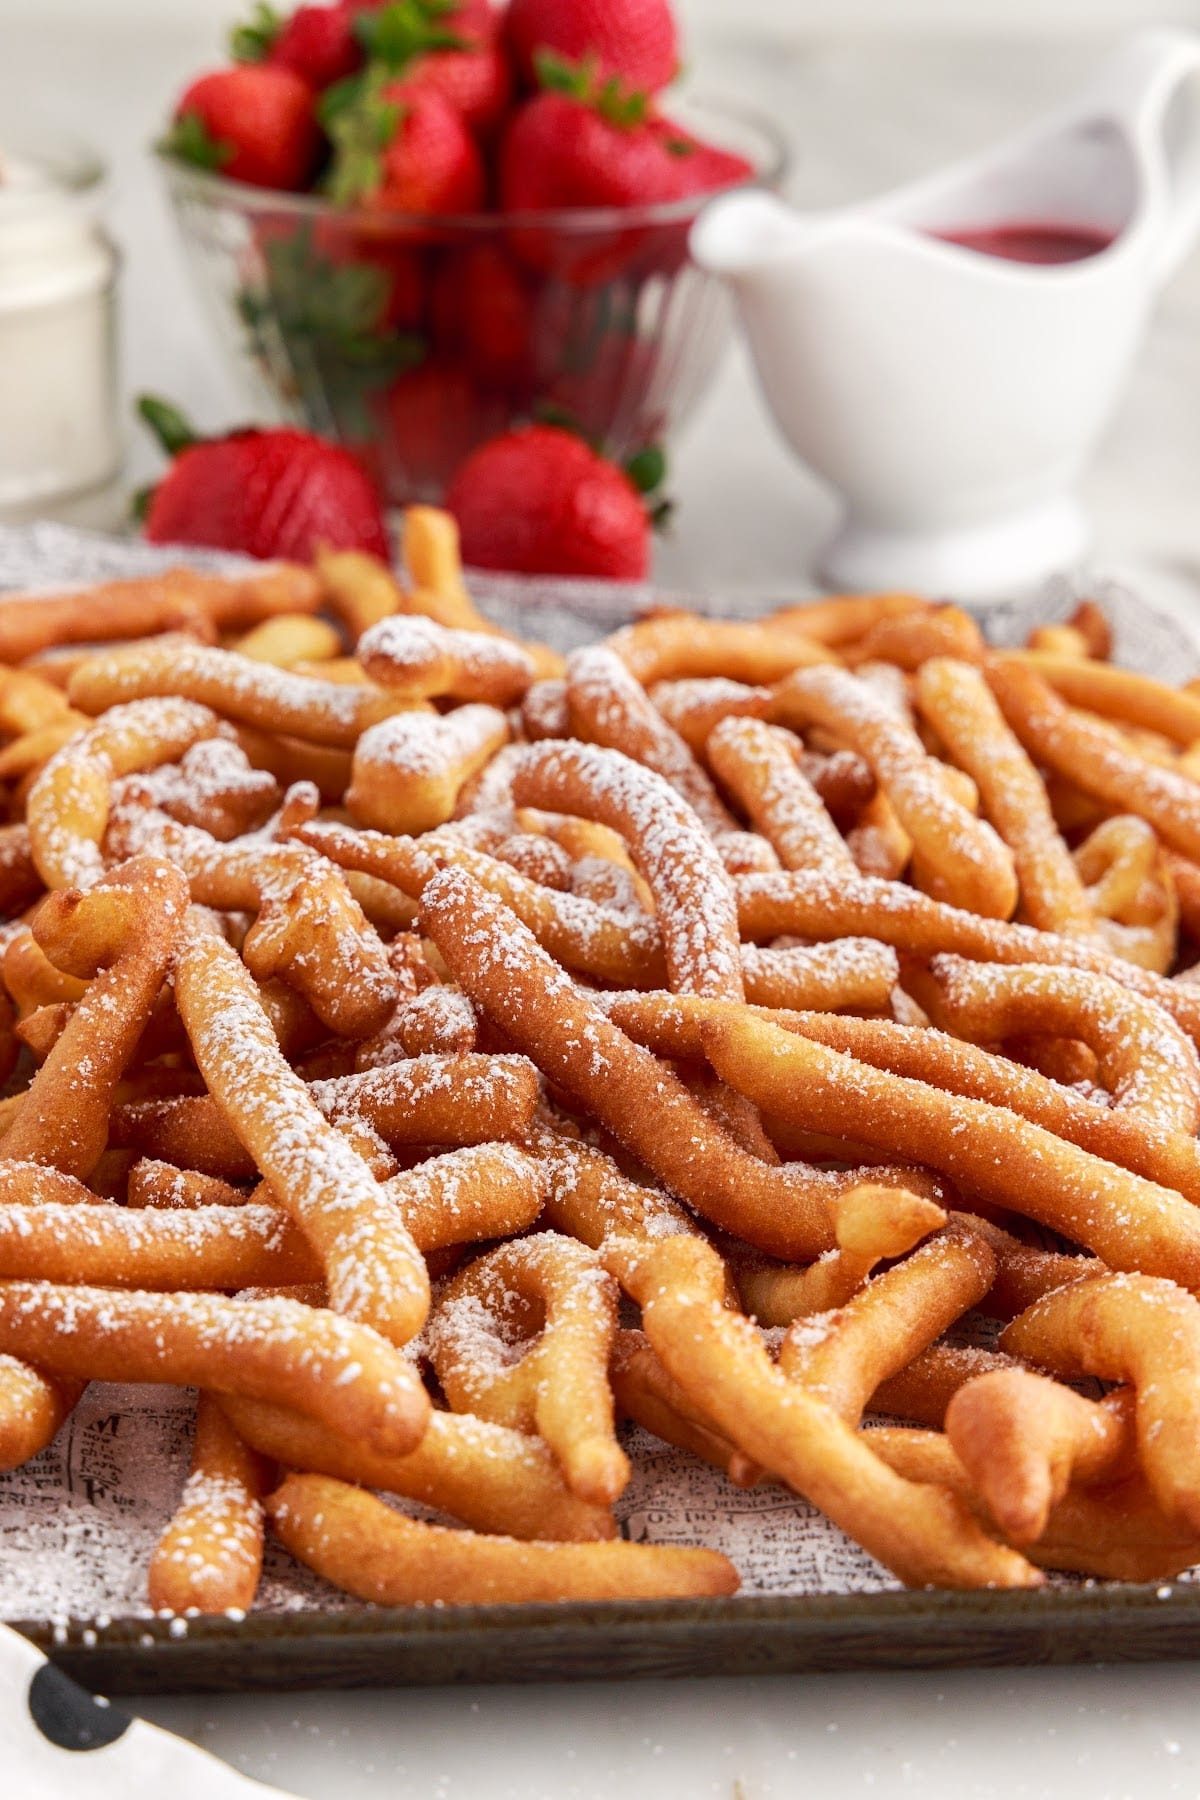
[693,29,1200,596]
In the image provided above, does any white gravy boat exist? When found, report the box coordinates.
[692,29,1200,596]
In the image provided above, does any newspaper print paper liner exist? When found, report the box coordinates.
[0,523,1195,1630]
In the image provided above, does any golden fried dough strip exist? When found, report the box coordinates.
[944,1371,1135,1543]
[0,824,41,915]
[772,593,933,646]
[68,640,409,748]
[358,615,535,705]
[929,956,1200,1135]
[608,615,837,686]
[842,604,983,671]
[611,1233,1038,1589]
[105,812,398,1040]
[1073,814,1178,973]
[565,646,736,836]
[1001,1275,1200,1532]
[2,858,188,1178]
[126,1160,249,1209]
[221,1397,614,1542]
[867,1428,1200,1583]
[0,1283,427,1455]
[111,1057,537,1178]
[649,677,771,755]
[732,869,1200,1045]
[1001,650,1200,744]
[0,1356,84,1470]
[868,1344,1018,1428]
[27,696,223,888]
[316,546,400,640]
[610,1328,762,1486]
[0,565,319,664]
[986,658,1200,861]
[233,613,342,666]
[740,941,900,1012]
[769,665,1017,919]
[421,868,914,1261]
[148,1393,268,1614]
[737,1183,947,1326]
[430,1234,628,1505]
[914,657,1093,935]
[707,717,856,875]
[347,706,510,835]
[512,739,744,999]
[702,1010,1200,1287]
[172,917,430,1346]
[530,1125,700,1248]
[777,1222,996,1423]
[287,816,666,987]
[267,1472,737,1603]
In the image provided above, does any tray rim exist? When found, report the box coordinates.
[13,1579,1200,1691]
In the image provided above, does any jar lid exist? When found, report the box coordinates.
[0,139,112,309]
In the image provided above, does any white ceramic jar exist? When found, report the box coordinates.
[0,141,120,518]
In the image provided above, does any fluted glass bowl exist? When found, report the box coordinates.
[158,94,786,508]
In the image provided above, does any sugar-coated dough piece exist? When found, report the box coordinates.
[511,739,744,1000]
[348,706,509,835]
[266,1472,738,1604]
[172,914,431,1347]
[148,1392,267,1614]
[430,1233,627,1506]
[358,615,536,705]
[0,1282,428,1457]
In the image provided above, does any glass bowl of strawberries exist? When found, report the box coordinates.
[157,0,787,515]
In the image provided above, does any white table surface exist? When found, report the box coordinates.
[6,18,1200,1799]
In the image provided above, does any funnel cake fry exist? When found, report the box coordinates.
[266,1473,737,1605]
[429,1233,628,1505]
[421,867,921,1261]
[173,915,430,1346]
[769,665,1017,918]
[0,1282,428,1456]
[610,1233,1039,1590]
[148,1393,268,1615]
[702,1010,1200,1287]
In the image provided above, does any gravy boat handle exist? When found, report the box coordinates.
[1074,27,1200,282]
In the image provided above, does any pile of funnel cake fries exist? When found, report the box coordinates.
[2,513,1200,1609]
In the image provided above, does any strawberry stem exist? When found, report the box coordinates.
[159,111,234,173]
[532,49,649,127]
[230,1,283,63]
[137,395,202,458]
[354,0,467,70]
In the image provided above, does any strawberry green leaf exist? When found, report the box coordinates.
[532,48,596,99]
[237,224,426,434]
[624,444,667,497]
[129,481,158,526]
[354,0,465,70]
[532,49,649,127]
[321,69,403,205]
[137,394,202,458]
[230,1,283,63]
[159,110,234,172]
[317,71,369,129]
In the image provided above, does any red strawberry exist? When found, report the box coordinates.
[271,5,363,88]
[429,243,532,390]
[231,2,364,90]
[351,0,512,139]
[165,64,321,191]
[506,0,678,96]
[326,82,485,212]
[373,361,505,495]
[446,424,651,580]
[650,115,754,197]
[388,39,512,139]
[138,397,389,561]
[499,84,680,214]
